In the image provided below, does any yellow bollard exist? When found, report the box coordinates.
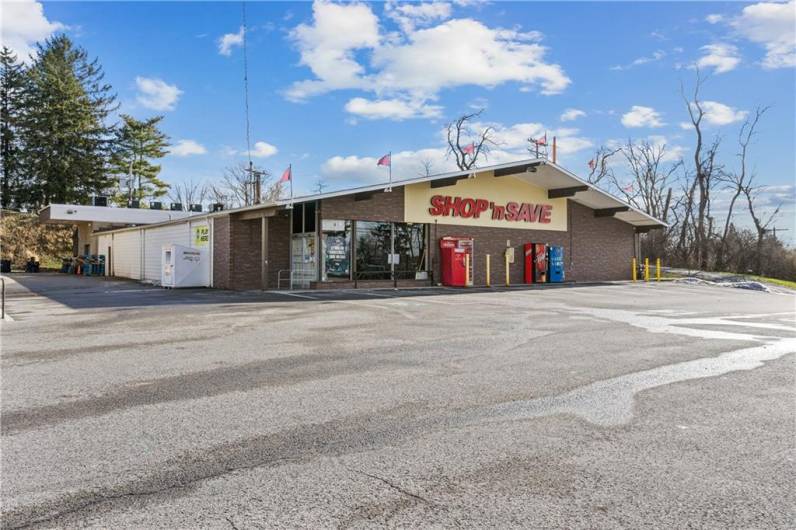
[486,254,491,287]
[644,257,650,282]
[505,253,510,287]
[465,253,470,287]
[656,258,661,282]
[632,257,637,282]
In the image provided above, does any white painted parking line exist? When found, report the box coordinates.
[276,292,319,300]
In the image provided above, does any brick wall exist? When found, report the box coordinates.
[214,188,636,289]
[212,216,231,289]
[266,212,291,289]
[320,189,634,285]
[430,201,634,285]
[321,189,404,222]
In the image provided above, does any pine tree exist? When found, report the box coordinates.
[109,114,170,205]
[1,47,26,209]
[20,35,117,208]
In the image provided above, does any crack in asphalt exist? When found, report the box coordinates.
[345,467,434,505]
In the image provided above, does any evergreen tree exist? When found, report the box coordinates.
[1,47,26,209]
[109,114,170,205]
[20,35,117,208]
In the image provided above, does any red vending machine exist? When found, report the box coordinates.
[439,237,473,287]
[532,243,548,283]
[523,243,533,284]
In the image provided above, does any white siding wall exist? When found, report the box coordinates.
[112,229,142,280]
[97,234,113,276]
[101,218,212,285]
[142,224,190,283]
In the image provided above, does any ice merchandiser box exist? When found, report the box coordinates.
[161,244,209,287]
[548,245,564,283]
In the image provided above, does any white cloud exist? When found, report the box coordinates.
[286,1,570,118]
[170,140,207,157]
[322,148,450,185]
[135,76,182,111]
[385,1,452,33]
[621,106,665,128]
[730,0,795,69]
[372,19,569,97]
[560,108,586,122]
[645,135,687,162]
[321,118,594,186]
[705,14,724,24]
[286,1,380,101]
[699,100,748,125]
[218,26,245,56]
[696,43,741,74]
[610,50,666,71]
[345,97,442,120]
[249,141,278,158]
[0,0,64,61]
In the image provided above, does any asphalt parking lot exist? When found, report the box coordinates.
[1,273,794,529]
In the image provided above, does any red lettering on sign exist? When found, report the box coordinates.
[539,204,552,223]
[427,195,554,224]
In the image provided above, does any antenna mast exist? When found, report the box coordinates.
[241,2,262,203]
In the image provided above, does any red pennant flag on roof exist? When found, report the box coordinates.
[279,165,291,183]
[376,153,391,167]
[588,159,596,170]
[463,142,476,155]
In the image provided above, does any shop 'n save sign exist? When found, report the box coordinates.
[404,174,567,231]
[428,195,553,224]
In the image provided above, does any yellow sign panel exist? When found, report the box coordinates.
[404,172,567,231]
[193,225,209,247]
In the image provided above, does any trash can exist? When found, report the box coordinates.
[0,260,10,273]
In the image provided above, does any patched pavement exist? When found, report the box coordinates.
[1,273,794,528]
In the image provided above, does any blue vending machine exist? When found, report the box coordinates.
[548,246,564,283]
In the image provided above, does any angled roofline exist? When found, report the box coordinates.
[275,158,667,228]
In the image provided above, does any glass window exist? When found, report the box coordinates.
[291,203,303,234]
[322,220,351,281]
[355,221,392,280]
[303,201,316,233]
[393,223,427,280]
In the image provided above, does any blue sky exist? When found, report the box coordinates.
[4,0,796,240]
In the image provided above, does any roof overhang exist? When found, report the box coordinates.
[277,159,667,229]
[38,204,195,226]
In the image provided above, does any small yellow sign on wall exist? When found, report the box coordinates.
[193,226,209,247]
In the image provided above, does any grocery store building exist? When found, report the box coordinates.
[45,159,665,290]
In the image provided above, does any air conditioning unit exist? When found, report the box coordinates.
[150,201,163,210]
[161,244,209,288]
[170,203,183,211]
[129,199,140,209]
[93,196,108,207]
[212,203,224,212]
[189,203,202,212]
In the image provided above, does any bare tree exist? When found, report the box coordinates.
[313,177,327,195]
[615,140,680,223]
[168,178,207,211]
[716,106,769,270]
[744,180,781,276]
[210,163,274,209]
[681,70,723,269]
[585,146,621,185]
[446,109,495,170]
[418,157,435,177]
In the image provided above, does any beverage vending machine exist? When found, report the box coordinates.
[547,245,564,283]
[439,237,474,287]
[532,243,547,283]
